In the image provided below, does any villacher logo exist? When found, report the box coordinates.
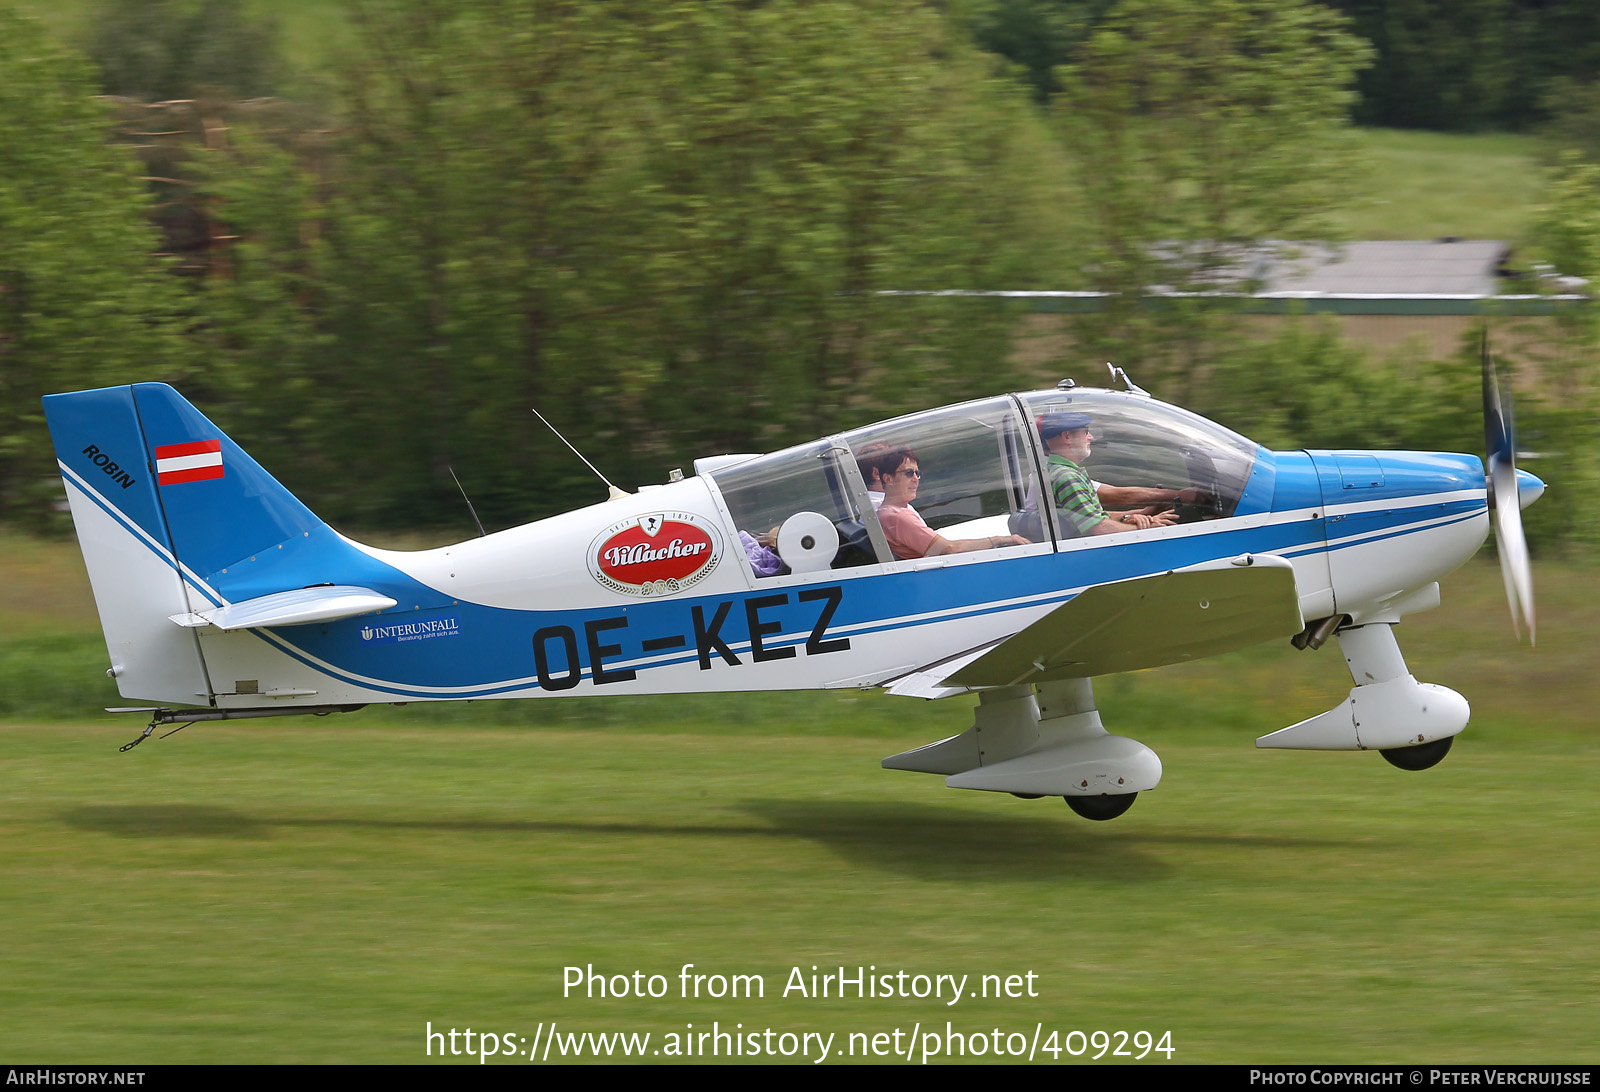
[588,511,723,597]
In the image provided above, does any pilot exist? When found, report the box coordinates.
[871,446,1028,561]
[1038,412,1179,537]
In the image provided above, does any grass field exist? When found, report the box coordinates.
[1335,129,1547,245]
[0,533,1595,1064]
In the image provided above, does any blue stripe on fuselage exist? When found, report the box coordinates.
[259,499,1475,698]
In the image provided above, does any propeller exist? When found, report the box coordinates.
[1482,333,1536,644]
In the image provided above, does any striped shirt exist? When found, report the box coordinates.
[1049,454,1106,536]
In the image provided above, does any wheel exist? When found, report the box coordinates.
[1064,792,1137,821]
[1010,792,1044,799]
[1380,735,1454,771]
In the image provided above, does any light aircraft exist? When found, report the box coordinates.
[43,353,1541,820]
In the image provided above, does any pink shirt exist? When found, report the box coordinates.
[878,503,939,560]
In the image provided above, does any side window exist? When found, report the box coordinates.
[844,398,1039,562]
[709,442,876,578]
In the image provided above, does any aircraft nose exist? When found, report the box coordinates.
[1516,469,1546,511]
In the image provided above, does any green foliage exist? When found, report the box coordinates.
[0,8,196,527]
[1521,157,1600,558]
[1054,0,1372,390]
[1328,0,1600,133]
[194,0,1064,529]
[85,0,281,101]
[1537,78,1600,165]
[955,0,1116,101]
[1195,320,1475,526]
[1332,0,1518,131]
[1194,316,1434,451]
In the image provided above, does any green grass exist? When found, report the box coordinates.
[1330,129,1547,244]
[1,532,1596,1063]
[2,721,1594,1064]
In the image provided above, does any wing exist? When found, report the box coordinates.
[941,555,1304,688]
[882,641,998,700]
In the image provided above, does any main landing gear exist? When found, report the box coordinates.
[882,677,1162,821]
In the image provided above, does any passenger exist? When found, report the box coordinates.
[739,529,786,578]
[854,440,897,510]
[872,447,1027,561]
[1038,413,1179,536]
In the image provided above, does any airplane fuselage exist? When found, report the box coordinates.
[140,447,1490,709]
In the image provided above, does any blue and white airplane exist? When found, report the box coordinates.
[43,358,1540,820]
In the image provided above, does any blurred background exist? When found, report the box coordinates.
[1,0,1596,548]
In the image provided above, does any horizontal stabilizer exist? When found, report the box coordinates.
[170,586,397,631]
[943,555,1303,687]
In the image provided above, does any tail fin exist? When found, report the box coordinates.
[42,382,376,706]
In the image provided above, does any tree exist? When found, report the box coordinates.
[955,0,1118,102]
[197,0,1064,529]
[86,0,282,102]
[0,9,196,527]
[1054,0,1372,395]
[1326,0,1600,132]
[1330,0,1515,131]
[1521,155,1600,556]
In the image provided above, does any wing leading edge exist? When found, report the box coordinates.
[940,555,1304,688]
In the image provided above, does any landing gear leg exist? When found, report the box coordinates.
[882,679,1161,819]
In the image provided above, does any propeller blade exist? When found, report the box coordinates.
[1482,334,1535,644]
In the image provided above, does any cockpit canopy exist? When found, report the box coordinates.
[708,389,1261,578]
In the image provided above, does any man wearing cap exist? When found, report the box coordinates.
[1038,412,1178,537]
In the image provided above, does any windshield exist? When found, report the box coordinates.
[1019,388,1258,533]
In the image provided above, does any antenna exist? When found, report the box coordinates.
[448,465,487,538]
[1105,363,1151,397]
[531,407,629,500]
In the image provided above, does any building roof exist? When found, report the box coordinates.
[884,240,1586,315]
[1249,239,1510,298]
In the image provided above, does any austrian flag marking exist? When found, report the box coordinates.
[155,439,224,485]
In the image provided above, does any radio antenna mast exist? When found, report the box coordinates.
[447,465,487,538]
[531,407,628,500]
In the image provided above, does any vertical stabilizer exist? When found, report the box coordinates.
[42,385,212,705]
[43,383,386,707]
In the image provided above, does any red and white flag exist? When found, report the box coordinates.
[155,439,224,485]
